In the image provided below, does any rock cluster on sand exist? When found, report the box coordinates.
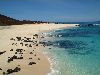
[3,67,21,75]
[0,34,46,75]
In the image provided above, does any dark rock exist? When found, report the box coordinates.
[3,72,6,75]
[33,34,38,38]
[29,62,36,65]
[16,37,21,41]
[15,52,17,54]
[7,69,13,74]
[10,49,13,51]
[16,49,23,53]
[10,38,15,41]
[4,67,21,74]
[20,42,23,46]
[38,58,40,60]
[12,43,17,46]
[8,55,23,63]
[0,68,2,70]
[0,51,6,55]
[26,38,31,40]
[41,36,44,38]
[24,37,26,38]
[34,54,36,56]
[49,48,51,49]
[33,37,35,39]
[29,58,32,59]
[23,39,33,42]
[14,67,21,72]
[36,44,38,46]
[25,44,28,47]
[12,43,14,45]
[30,52,33,54]
[29,44,32,47]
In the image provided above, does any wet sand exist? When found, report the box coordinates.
[0,24,78,75]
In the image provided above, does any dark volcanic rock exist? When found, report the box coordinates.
[16,49,23,53]
[29,62,36,65]
[8,55,23,63]
[33,34,38,38]
[0,51,6,55]
[30,52,33,54]
[10,49,13,51]
[29,44,32,47]
[3,67,21,75]
[29,58,32,59]
[0,68,2,70]
[38,58,40,60]
[10,38,15,41]
[16,37,21,41]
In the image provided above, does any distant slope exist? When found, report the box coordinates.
[0,14,22,25]
[0,14,49,26]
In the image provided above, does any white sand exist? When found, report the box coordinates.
[0,24,78,75]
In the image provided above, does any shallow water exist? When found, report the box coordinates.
[43,26,100,75]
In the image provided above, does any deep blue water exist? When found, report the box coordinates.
[42,26,100,75]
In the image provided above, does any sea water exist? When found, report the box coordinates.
[42,25,100,75]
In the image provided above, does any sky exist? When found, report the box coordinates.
[0,0,100,22]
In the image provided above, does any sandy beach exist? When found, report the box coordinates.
[0,24,78,75]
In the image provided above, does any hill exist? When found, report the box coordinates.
[0,14,49,26]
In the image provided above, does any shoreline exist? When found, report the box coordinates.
[0,24,78,75]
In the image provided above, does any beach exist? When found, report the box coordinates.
[0,24,78,75]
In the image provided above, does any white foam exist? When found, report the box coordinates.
[47,57,59,75]
[43,51,59,75]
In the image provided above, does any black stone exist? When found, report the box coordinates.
[16,37,21,41]
[0,68,2,70]
[29,62,36,65]
[0,51,6,55]
[10,49,13,51]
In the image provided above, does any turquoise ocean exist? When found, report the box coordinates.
[41,25,100,75]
